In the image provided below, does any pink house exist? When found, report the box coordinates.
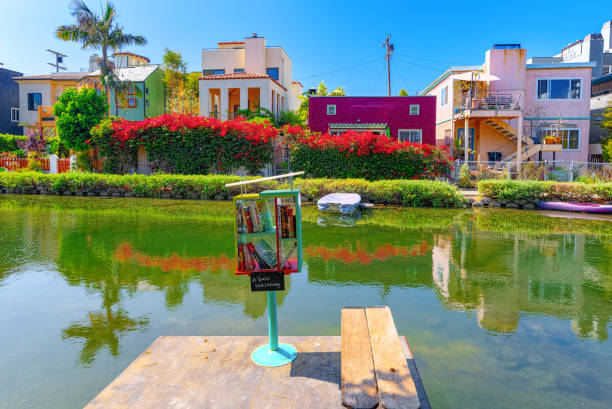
[308,96,436,145]
[421,45,595,163]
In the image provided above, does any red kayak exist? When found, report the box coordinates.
[537,202,612,214]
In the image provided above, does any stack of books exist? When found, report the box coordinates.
[236,200,273,234]
[279,204,297,239]
[237,240,277,271]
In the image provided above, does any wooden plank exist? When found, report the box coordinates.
[252,336,343,409]
[341,307,379,409]
[365,307,420,409]
[399,336,431,409]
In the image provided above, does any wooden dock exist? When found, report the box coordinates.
[85,335,430,409]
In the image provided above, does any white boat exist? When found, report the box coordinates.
[317,193,362,216]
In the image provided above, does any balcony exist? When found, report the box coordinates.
[454,91,522,119]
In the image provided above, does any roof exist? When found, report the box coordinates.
[112,52,150,63]
[199,71,286,90]
[114,66,159,82]
[419,65,484,95]
[593,73,612,85]
[14,72,86,81]
[217,41,244,45]
[329,123,387,129]
[292,80,303,87]
[526,62,597,69]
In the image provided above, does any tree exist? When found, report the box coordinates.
[162,48,199,114]
[297,81,346,123]
[399,89,409,96]
[54,88,108,151]
[56,0,147,104]
[601,102,612,162]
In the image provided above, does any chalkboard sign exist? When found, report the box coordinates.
[250,271,285,292]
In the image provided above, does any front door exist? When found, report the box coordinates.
[456,128,475,161]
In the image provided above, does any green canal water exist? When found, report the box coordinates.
[1,195,611,409]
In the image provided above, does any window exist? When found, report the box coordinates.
[441,86,448,105]
[127,98,137,108]
[266,67,279,80]
[127,86,135,95]
[536,79,581,100]
[409,104,420,115]
[27,93,42,111]
[398,129,422,143]
[537,127,580,150]
[202,69,225,76]
[326,105,336,115]
[444,129,451,145]
[234,68,245,73]
[10,108,19,122]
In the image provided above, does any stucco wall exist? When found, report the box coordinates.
[145,69,165,117]
[202,48,245,74]
[18,81,51,130]
[308,96,436,145]
[110,82,145,121]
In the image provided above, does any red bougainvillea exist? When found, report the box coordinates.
[284,127,452,180]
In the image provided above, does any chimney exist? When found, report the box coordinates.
[89,54,100,72]
[244,35,266,74]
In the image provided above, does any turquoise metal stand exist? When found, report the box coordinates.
[251,291,297,367]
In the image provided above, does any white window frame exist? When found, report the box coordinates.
[537,126,581,151]
[10,107,19,122]
[441,86,448,106]
[536,78,582,100]
[409,104,420,115]
[398,129,422,143]
[326,104,336,115]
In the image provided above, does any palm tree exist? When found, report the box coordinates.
[56,0,147,104]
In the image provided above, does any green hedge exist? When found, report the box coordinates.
[478,180,612,203]
[0,133,27,152]
[0,172,465,207]
[295,178,464,207]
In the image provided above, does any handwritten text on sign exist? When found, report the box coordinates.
[250,271,285,292]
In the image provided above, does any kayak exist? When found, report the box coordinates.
[318,193,362,215]
[537,202,612,214]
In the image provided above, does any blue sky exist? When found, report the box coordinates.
[1,0,610,96]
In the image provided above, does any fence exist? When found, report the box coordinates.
[0,156,71,173]
[453,160,612,183]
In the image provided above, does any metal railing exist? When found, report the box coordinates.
[457,90,522,113]
[452,160,612,183]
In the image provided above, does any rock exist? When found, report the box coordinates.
[467,197,475,205]
[490,201,501,208]
[88,192,96,197]
[516,200,526,206]
[506,202,519,209]
[62,191,72,196]
[161,193,172,199]
[99,191,108,197]
[112,192,121,197]
[480,197,491,206]
[498,199,507,205]
[605,201,612,206]
[523,203,536,210]
[472,201,483,207]
[124,192,133,198]
[214,195,224,201]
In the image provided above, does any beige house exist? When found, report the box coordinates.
[199,34,302,120]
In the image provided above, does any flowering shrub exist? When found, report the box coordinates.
[90,114,278,175]
[285,128,452,180]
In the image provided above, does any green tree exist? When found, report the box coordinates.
[54,88,108,151]
[162,48,199,114]
[601,102,612,162]
[297,81,346,123]
[56,0,147,103]
[399,89,409,96]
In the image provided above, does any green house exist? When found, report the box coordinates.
[110,66,165,120]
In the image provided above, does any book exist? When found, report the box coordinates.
[254,241,277,269]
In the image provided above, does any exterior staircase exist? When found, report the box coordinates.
[483,119,533,146]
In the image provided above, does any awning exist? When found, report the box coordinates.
[452,72,500,82]
[329,123,387,130]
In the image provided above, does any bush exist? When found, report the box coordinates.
[90,114,277,175]
[295,178,464,207]
[457,164,473,188]
[54,88,108,151]
[0,172,465,207]
[286,129,452,180]
[46,137,70,158]
[0,133,27,153]
[478,180,612,203]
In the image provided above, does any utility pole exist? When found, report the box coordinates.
[382,35,393,96]
[46,49,67,72]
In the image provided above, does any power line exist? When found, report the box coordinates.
[295,57,383,81]
[392,60,409,94]
[369,64,386,96]
[394,57,444,72]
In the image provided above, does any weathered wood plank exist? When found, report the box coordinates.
[365,307,420,409]
[341,307,379,409]
[252,336,342,409]
[399,336,431,409]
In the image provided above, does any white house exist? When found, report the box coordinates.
[199,34,303,120]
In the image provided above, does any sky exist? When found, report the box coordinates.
[1,0,610,96]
